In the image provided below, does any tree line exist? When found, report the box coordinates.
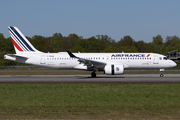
[0,32,180,66]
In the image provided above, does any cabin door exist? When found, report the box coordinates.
[153,56,159,64]
[40,55,46,64]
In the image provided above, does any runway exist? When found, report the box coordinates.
[0,74,180,83]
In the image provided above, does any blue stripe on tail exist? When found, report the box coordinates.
[10,26,35,51]
[9,27,28,51]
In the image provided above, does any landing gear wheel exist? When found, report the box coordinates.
[91,72,96,78]
[159,69,164,77]
[160,74,164,77]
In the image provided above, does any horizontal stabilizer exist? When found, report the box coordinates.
[5,54,28,59]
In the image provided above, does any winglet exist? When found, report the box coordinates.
[66,50,76,58]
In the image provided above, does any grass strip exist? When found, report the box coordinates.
[0,83,180,119]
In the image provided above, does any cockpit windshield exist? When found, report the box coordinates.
[163,57,168,60]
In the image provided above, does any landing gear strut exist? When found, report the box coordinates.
[91,72,96,78]
[160,69,164,77]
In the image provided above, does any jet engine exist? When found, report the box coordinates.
[104,64,124,75]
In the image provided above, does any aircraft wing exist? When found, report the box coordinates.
[67,50,106,70]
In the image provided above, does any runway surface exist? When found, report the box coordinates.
[0,74,180,83]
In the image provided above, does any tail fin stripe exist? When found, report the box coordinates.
[13,28,35,51]
[11,37,24,51]
[9,28,29,51]
[9,27,35,51]
[10,29,30,51]
[8,26,42,54]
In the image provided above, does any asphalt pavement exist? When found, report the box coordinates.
[0,74,179,83]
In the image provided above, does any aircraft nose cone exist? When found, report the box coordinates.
[171,61,177,67]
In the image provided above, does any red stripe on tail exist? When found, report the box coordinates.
[11,37,23,51]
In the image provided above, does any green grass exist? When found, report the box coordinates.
[0,83,180,119]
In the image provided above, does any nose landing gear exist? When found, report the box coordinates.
[160,69,164,77]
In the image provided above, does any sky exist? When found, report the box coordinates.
[1,0,180,43]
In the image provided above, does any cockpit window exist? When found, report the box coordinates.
[163,57,167,60]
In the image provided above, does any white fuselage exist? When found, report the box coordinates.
[6,26,177,77]
[5,52,177,70]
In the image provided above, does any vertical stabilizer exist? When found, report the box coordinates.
[8,26,42,54]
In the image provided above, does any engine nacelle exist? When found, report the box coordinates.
[104,64,124,75]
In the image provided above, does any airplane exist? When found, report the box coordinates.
[4,26,177,77]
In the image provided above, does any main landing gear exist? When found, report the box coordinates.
[160,69,164,77]
[91,72,96,78]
